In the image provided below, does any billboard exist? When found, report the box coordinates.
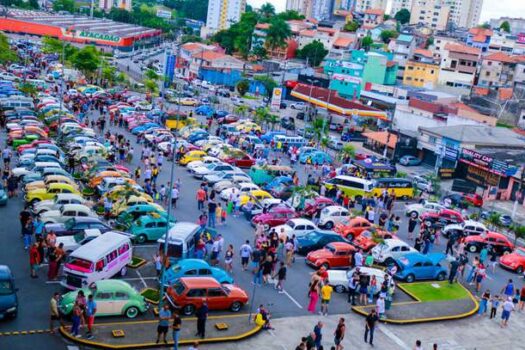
[270,87,283,111]
[156,10,172,19]
[164,51,176,88]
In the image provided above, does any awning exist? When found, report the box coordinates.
[362,131,397,148]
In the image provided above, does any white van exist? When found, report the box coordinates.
[62,231,132,290]
[273,135,306,148]
[158,222,215,261]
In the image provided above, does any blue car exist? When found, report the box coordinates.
[131,123,160,135]
[187,131,209,143]
[261,131,286,143]
[299,151,333,165]
[216,110,229,118]
[0,183,7,206]
[394,253,447,283]
[161,259,234,286]
[399,155,422,166]
[195,105,215,117]
[263,176,293,192]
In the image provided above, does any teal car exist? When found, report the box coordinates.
[129,215,176,244]
[59,280,148,318]
[0,183,7,206]
[161,259,234,287]
[115,204,170,228]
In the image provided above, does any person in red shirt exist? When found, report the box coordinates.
[196,188,206,211]
[29,243,41,278]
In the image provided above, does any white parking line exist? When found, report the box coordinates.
[45,281,61,284]
[282,290,303,309]
[378,325,411,350]
[121,276,157,283]
[133,244,158,249]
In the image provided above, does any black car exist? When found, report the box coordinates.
[442,194,469,209]
[296,231,348,255]
[280,102,287,109]
[44,217,112,237]
[296,112,305,120]
[280,117,295,131]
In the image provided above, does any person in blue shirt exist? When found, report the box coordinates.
[85,294,97,339]
[156,304,172,344]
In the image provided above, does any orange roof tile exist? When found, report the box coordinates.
[191,50,226,61]
[181,43,202,52]
[318,27,337,34]
[444,43,480,55]
[499,88,513,100]
[333,37,354,47]
[414,48,433,58]
[307,18,319,24]
[473,87,489,96]
[484,52,516,63]
[300,29,316,37]
[386,61,397,67]
[362,131,397,148]
[469,27,493,36]
[364,8,384,15]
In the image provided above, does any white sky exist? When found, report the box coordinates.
[247,0,525,24]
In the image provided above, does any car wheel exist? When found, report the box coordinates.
[80,157,88,163]
[136,234,147,244]
[324,221,334,229]
[410,211,419,218]
[401,195,409,200]
[125,306,139,318]
[436,272,446,281]
[230,301,242,312]
[517,266,523,274]
[183,304,195,316]
[334,285,346,293]
[406,274,415,283]
[120,266,127,276]
[468,245,478,253]
[291,106,295,110]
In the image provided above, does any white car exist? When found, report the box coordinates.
[405,201,445,218]
[135,101,153,111]
[32,193,88,214]
[220,182,260,201]
[0,72,19,81]
[442,220,488,239]
[191,163,238,179]
[371,239,417,264]
[39,204,97,224]
[187,157,222,172]
[290,102,305,110]
[273,218,318,238]
[213,175,254,193]
[318,206,350,230]
[327,267,388,293]
[204,171,249,185]
[56,229,102,254]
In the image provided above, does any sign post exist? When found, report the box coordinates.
[270,87,282,112]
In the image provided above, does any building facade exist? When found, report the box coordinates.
[466,27,492,53]
[354,0,387,13]
[478,52,517,87]
[489,17,525,35]
[410,0,450,31]
[402,49,439,88]
[390,0,413,16]
[438,43,480,91]
[443,0,483,29]
[206,0,246,34]
[389,34,416,80]
[99,0,131,12]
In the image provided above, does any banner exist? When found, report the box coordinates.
[459,148,510,176]
[270,87,283,111]
[164,51,176,88]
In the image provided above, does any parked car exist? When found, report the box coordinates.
[299,151,333,165]
[55,228,102,253]
[318,206,350,229]
[39,204,97,224]
[273,218,319,238]
[327,266,387,293]
[499,247,525,274]
[464,232,514,255]
[0,265,18,319]
[59,280,148,318]
[399,155,422,166]
[412,176,434,193]
[394,253,447,283]
[44,217,112,237]
[306,242,356,269]
[334,217,372,240]
[296,231,348,255]
[442,220,488,239]
[25,183,80,204]
[371,238,418,264]
[420,209,464,229]
[480,211,513,227]
[301,197,335,218]
[161,259,234,286]
[165,277,248,316]
[405,201,445,218]
[251,207,297,230]
[32,193,87,214]
[219,183,260,201]
[353,228,396,252]
[463,193,483,207]
[290,102,305,110]
[128,215,174,244]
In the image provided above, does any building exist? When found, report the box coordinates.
[443,0,483,29]
[409,0,450,31]
[389,33,416,80]
[205,0,246,34]
[333,0,355,13]
[328,35,357,60]
[488,31,517,54]
[402,49,440,88]
[362,8,384,29]
[354,0,387,13]
[298,27,339,49]
[99,0,131,12]
[490,17,525,35]
[311,0,334,21]
[513,57,525,87]
[478,52,517,87]
[390,0,413,16]
[437,43,480,92]
[466,27,492,53]
[0,9,161,49]
[431,35,460,60]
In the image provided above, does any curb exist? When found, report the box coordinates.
[59,315,262,349]
[351,282,479,324]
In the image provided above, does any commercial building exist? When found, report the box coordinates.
[0,10,161,49]
[409,0,450,31]
[443,0,483,29]
[390,0,413,16]
[354,0,387,13]
[402,49,440,88]
[205,0,246,34]
[99,0,131,12]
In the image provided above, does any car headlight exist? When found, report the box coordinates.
[6,307,17,313]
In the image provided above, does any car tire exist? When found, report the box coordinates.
[334,285,346,293]
[384,257,395,266]
[406,274,415,283]
[436,272,446,281]
[321,263,329,270]
[291,106,295,110]
[183,304,195,316]
[401,195,409,200]
[517,266,523,274]
[30,199,40,205]
[136,234,147,244]
[468,245,478,253]
[125,306,139,318]
[324,221,334,229]
[230,301,242,312]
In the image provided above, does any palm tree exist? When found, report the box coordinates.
[311,118,328,146]
[259,2,276,19]
[510,224,525,246]
[485,212,501,231]
[340,144,356,162]
[320,137,329,150]
[265,17,292,52]
[268,114,279,130]
[235,105,249,118]
[254,107,269,125]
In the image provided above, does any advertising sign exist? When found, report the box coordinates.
[164,51,176,88]
[270,87,283,111]
[78,31,120,43]
[156,10,172,19]
[459,148,509,176]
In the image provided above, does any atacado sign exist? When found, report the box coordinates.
[79,31,120,43]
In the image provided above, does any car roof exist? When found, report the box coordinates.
[381,238,409,247]
[398,252,444,265]
[61,204,88,210]
[289,218,315,225]
[89,279,136,293]
[180,277,220,288]
[177,259,209,269]
[327,242,353,249]
[0,265,12,279]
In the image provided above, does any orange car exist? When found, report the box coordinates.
[306,242,356,269]
[166,277,249,316]
[334,217,372,240]
[353,228,396,252]
[88,171,128,188]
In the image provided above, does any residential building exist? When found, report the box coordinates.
[205,0,246,34]
[388,33,416,80]
[362,8,384,29]
[251,23,299,59]
[466,27,492,53]
[409,0,450,31]
[390,0,413,16]
[354,0,387,13]
[333,0,355,13]
[488,31,517,53]
[298,27,339,50]
[489,17,525,35]
[311,0,334,21]
[438,43,479,92]
[430,35,459,60]
[178,42,221,78]
[286,0,307,14]
[328,34,357,60]
[403,49,440,88]
[514,57,525,87]
[99,0,131,12]
[443,0,483,29]
[478,52,517,87]
[189,50,244,79]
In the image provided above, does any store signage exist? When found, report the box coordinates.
[156,9,172,19]
[466,165,499,187]
[78,31,120,43]
[438,168,455,179]
[270,87,283,111]
[459,148,509,176]
[164,51,175,88]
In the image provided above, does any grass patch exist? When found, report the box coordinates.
[399,281,470,302]
[141,288,160,305]
[496,121,514,129]
[243,94,260,100]
[127,256,147,269]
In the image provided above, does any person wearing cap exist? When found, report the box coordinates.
[501,296,515,327]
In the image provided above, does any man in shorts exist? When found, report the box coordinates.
[501,297,515,327]
[49,292,64,333]
[320,281,333,316]
[156,304,171,344]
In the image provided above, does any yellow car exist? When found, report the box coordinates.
[24,175,79,193]
[239,190,273,206]
[180,150,207,166]
[25,183,81,204]
[102,186,153,203]
[111,195,155,217]
[88,171,127,188]
[236,122,262,133]
[177,98,199,106]
[180,126,204,139]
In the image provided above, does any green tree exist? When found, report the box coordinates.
[425,36,434,49]
[254,75,277,99]
[252,46,268,60]
[181,35,202,44]
[28,0,39,9]
[510,224,525,247]
[235,105,249,118]
[265,17,291,52]
[277,10,304,20]
[394,9,410,24]
[254,107,270,126]
[340,143,356,161]
[500,20,511,33]
[42,36,77,61]
[296,40,328,67]
[311,118,329,146]
[52,0,75,13]
[267,114,279,130]
[0,33,18,64]
[18,82,37,98]
[212,30,236,54]
[259,2,275,20]
[361,35,373,51]
[485,212,501,231]
[144,79,158,94]
[144,69,159,81]
[383,14,391,21]
[343,21,359,32]
[71,46,101,78]
[108,8,133,23]
[236,79,250,96]
[380,30,398,43]
[479,23,491,29]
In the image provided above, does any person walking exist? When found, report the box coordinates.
[478,290,490,316]
[307,279,320,314]
[501,279,515,300]
[224,244,234,273]
[364,309,379,346]
[29,242,41,278]
[239,240,252,271]
[208,199,217,228]
[274,262,287,293]
[501,297,515,327]
[171,186,179,208]
[50,292,64,333]
[334,317,346,350]
[490,294,501,319]
[195,302,208,338]
[70,301,82,338]
[320,281,333,316]
[85,294,97,339]
[172,310,181,350]
[196,187,206,211]
[156,304,171,344]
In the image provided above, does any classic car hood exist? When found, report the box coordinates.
[40,209,60,218]
[44,223,67,233]
[307,249,330,260]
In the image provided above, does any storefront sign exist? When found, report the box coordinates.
[459,148,509,176]
[466,165,499,187]
[270,87,283,111]
[438,168,455,179]
[78,31,120,43]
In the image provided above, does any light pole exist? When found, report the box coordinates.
[305,78,319,138]
[59,41,65,112]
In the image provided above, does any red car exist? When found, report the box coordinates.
[166,277,248,316]
[306,242,356,269]
[17,140,53,154]
[334,217,372,240]
[464,193,483,207]
[251,207,297,230]
[218,114,239,124]
[464,232,514,255]
[499,247,525,274]
[223,154,255,168]
[420,209,464,228]
[353,228,396,252]
[301,197,335,217]
[355,153,371,160]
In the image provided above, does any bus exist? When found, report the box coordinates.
[323,175,374,201]
[371,178,414,199]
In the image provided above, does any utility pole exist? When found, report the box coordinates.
[90,0,94,19]
[59,40,65,112]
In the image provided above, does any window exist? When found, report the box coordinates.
[413,262,423,267]
[185,269,197,275]
[96,292,113,300]
[157,221,167,228]
[106,250,118,263]
[207,288,226,297]
[114,292,129,300]
[63,211,75,216]
[118,243,130,255]
[187,289,206,297]
[78,211,88,217]
[336,250,348,256]
[198,269,211,275]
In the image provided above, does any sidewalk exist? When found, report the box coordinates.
[60,314,261,349]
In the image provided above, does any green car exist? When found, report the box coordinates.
[59,280,148,319]
[129,215,175,244]
[12,134,40,148]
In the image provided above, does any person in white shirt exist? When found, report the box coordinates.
[239,240,252,271]
[171,187,179,208]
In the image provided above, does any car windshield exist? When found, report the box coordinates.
[221,286,231,295]
[172,281,185,295]
[73,232,86,243]
[67,257,93,271]
[325,244,336,254]
[361,230,372,238]
[285,220,296,229]
[516,249,525,257]
[303,232,321,243]
[0,280,13,295]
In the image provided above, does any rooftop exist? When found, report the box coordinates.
[444,43,481,55]
[419,125,525,147]
[333,37,354,48]
[414,49,433,58]
[364,8,385,16]
[483,52,516,63]
[396,34,414,43]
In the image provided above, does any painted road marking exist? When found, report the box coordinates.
[121,277,158,282]
[282,290,303,309]
[0,329,51,336]
[45,281,62,284]
[135,269,148,288]
[378,325,411,350]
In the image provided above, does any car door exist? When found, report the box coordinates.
[113,291,131,315]
[185,288,206,307]
[94,291,115,315]
[62,210,76,219]
[334,249,350,267]
[206,287,229,310]
[295,224,306,236]
[389,246,401,259]
[420,261,435,279]
[154,221,168,240]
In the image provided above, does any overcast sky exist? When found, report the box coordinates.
[247,0,525,24]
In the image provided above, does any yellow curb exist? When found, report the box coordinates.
[3,332,10,336]
[11,331,19,335]
[20,331,28,335]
